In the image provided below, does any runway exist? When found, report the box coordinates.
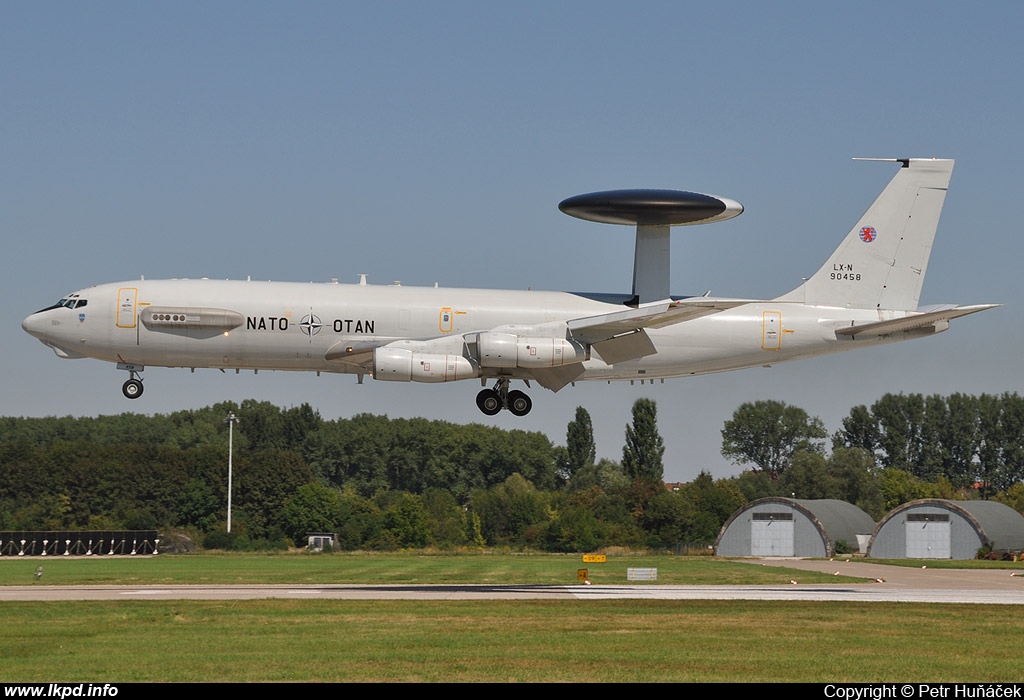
[3,558,1023,604]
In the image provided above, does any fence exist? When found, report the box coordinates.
[0,531,159,556]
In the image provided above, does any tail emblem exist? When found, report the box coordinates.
[859,226,877,243]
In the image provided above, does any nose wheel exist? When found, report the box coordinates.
[122,378,144,399]
[475,379,532,416]
[118,363,145,399]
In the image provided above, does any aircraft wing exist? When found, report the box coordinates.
[834,304,1000,339]
[568,298,750,366]
[324,340,381,368]
[322,298,750,386]
[568,298,749,342]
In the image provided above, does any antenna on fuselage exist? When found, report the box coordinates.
[558,189,743,305]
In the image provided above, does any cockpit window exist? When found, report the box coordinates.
[56,294,86,309]
[37,294,86,313]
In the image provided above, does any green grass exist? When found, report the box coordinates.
[1,599,1021,682]
[0,551,866,586]
[1,553,1021,682]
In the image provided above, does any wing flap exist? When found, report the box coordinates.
[592,330,657,364]
[529,364,587,392]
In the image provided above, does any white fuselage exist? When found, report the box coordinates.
[23,277,900,385]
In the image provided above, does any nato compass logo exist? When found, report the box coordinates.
[859,226,877,243]
[299,313,323,338]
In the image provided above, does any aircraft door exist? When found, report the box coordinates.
[439,307,453,333]
[762,311,781,350]
[117,288,138,329]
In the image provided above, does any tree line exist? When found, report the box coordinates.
[2,392,1022,551]
[721,393,1024,517]
[0,398,690,549]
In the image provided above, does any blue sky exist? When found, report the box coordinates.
[3,2,1021,483]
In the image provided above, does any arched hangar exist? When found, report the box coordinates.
[868,499,1024,559]
[715,498,875,557]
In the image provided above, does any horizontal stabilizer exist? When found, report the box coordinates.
[834,304,999,339]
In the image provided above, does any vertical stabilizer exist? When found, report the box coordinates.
[776,158,953,311]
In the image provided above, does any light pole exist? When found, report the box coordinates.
[224,412,239,533]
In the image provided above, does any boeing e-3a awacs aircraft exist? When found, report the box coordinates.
[22,158,997,416]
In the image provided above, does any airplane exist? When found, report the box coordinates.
[22,157,997,417]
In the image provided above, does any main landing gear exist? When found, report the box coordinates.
[117,362,144,399]
[476,378,532,417]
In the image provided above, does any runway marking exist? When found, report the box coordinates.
[121,590,174,595]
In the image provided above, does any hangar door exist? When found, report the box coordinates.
[905,513,951,558]
[751,512,794,556]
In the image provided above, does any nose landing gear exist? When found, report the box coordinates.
[475,378,532,417]
[117,362,145,399]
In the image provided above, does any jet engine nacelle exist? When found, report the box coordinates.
[475,332,587,369]
[373,347,478,383]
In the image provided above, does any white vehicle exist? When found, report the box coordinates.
[23,158,996,416]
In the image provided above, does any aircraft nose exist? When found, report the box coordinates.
[22,311,48,340]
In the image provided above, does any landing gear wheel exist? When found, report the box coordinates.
[476,389,502,416]
[507,390,532,417]
[122,378,144,399]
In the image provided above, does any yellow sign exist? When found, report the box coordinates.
[582,554,606,563]
[577,569,589,581]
